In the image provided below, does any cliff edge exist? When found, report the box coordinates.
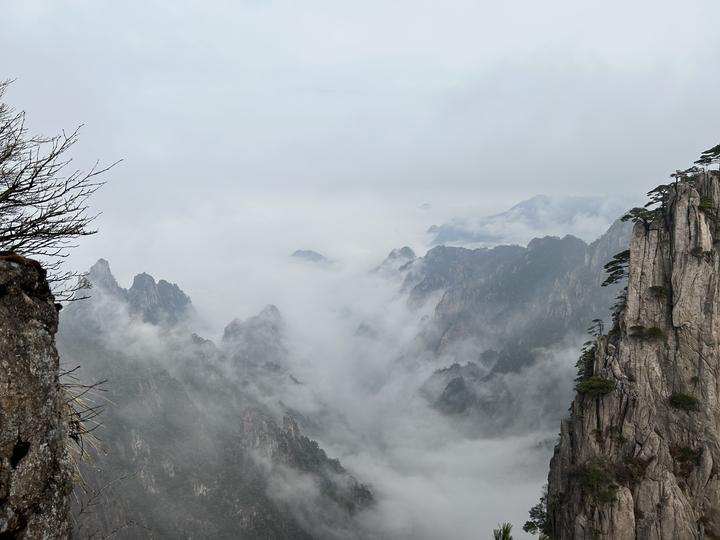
[548,171,720,539]
[0,255,72,538]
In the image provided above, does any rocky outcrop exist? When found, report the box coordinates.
[373,246,416,275]
[86,259,193,326]
[548,171,720,539]
[223,304,288,369]
[0,255,72,538]
[87,258,125,298]
[241,410,373,515]
[127,272,192,325]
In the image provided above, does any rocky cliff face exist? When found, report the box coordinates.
[0,255,72,538]
[548,171,720,539]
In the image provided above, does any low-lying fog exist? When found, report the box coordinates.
[253,259,573,539]
[68,194,596,538]
[5,1,720,537]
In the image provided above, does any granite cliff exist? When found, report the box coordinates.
[548,170,720,539]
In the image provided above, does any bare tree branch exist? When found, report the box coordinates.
[0,80,116,300]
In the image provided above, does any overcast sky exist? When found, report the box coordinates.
[2,0,720,309]
[5,4,720,536]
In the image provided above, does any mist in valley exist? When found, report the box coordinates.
[56,213,612,538]
[3,1,720,538]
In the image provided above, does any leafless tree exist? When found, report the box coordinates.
[0,79,116,300]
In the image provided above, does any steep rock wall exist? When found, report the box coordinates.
[548,171,720,539]
[0,255,72,538]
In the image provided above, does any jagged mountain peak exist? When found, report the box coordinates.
[373,245,418,274]
[87,258,124,295]
[224,304,284,337]
[129,271,155,289]
[222,305,287,368]
[387,246,416,260]
[89,257,112,275]
[257,303,282,322]
[526,234,586,251]
[81,260,192,326]
[127,272,191,325]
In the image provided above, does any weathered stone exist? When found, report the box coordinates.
[548,172,720,539]
[0,255,72,539]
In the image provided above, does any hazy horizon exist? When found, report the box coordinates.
[3,2,720,538]
[3,1,720,314]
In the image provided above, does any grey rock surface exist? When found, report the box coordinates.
[548,172,720,539]
[0,255,72,539]
[127,272,192,325]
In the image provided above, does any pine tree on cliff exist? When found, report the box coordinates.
[695,143,720,169]
[493,522,514,540]
[537,149,720,539]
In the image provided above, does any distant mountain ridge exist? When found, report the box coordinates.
[59,261,373,539]
[291,250,328,263]
[87,258,192,325]
[383,219,633,434]
[428,194,627,247]
[60,200,637,535]
[373,246,416,275]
